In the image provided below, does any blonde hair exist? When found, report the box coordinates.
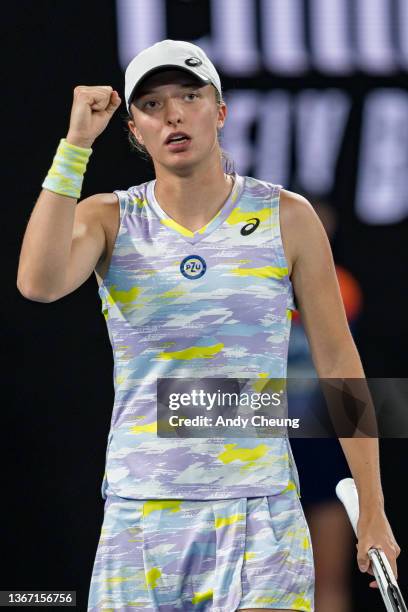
[124,86,235,174]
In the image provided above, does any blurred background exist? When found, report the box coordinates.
[3,1,408,610]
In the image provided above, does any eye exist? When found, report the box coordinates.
[185,92,198,101]
[143,100,158,109]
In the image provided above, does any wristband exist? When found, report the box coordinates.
[42,138,93,199]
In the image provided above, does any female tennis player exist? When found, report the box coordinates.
[17,40,401,611]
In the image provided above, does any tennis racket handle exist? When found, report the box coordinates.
[336,478,407,612]
[335,477,360,535]
[336,479,397,579]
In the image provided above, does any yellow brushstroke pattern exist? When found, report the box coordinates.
[191,589,213,604]
[244,551,256,560]
[129,195,147,208]
[130,422,157,434]
[281,479,297,494]
[143,500,182,517]
[106,574,136,584]
[214,513,245,528]
[157,343,224,361]
[226,207,271,225]
[107,285,141,311]
[145,567,161,588]
[302,537,310,549]
[160,289,185,298]
[255,596,280,604]
[217,443,270,464]
[292,595,312,610]
[232,265,288,279]
[251,375,286,393]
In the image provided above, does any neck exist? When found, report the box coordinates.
[153,157,234,232]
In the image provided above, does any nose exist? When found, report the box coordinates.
[164,97,183,126]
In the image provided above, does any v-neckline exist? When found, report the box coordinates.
[146,173,245,245]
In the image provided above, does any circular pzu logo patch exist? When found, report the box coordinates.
[185,57,202,67]
[180,255,207,279]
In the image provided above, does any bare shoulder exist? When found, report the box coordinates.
[75,192,119,220]
[279,188,316,227]
[279,188,324,275]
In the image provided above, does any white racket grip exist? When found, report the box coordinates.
[336,478,403,611]
[336,477,360,535]
[336,478,398,584]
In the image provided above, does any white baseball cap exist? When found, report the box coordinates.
[124,39,222,112]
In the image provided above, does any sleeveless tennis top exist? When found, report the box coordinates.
[98,173,300,499]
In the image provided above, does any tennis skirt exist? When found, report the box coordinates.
[87,482,314,611]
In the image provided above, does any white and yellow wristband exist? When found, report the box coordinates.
[42,138,93,199]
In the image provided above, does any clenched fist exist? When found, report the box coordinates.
[66,86,121,148]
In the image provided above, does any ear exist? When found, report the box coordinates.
[127,117,145,146]
[217,101,227,130]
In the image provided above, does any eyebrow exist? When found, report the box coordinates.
[137,82,204,98]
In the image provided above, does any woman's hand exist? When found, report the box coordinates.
[66,86,122,148]
[356,508,401,588]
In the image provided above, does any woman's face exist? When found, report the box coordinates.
[128,70,226,174]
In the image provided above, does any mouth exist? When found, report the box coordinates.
[165,132,192,148]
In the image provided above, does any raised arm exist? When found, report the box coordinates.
[17,85,121,302]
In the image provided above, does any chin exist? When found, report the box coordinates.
[172,149,214,169]
[162,154,200,173]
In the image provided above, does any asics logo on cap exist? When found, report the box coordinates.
[185,57,202,67]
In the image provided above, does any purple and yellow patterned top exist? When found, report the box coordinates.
[98,173,300,499]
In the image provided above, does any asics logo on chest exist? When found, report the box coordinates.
[240,218,260,236]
